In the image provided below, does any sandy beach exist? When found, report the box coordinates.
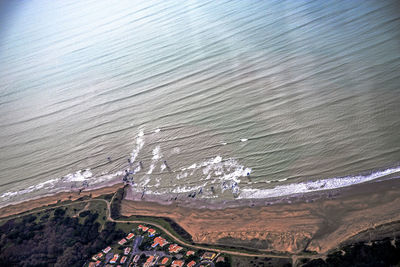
[121,177,400,254]
[1,177,400,256]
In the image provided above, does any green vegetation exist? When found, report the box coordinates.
[230,255,291,267]
[110,187,125,219]
[301,238,400,267]
[0,208,124,266]
[122,214,193,243]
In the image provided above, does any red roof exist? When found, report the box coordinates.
[152,236,169,248]
[187,260,196,267]
[138,224,149,231]
[186,251,195,256]
[168,244,183,253]
[161,257,169,264]
[118,238,127,245]
[171,260,184,267]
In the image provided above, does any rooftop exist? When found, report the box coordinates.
[171,260,184,267]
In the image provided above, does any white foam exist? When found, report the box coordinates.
[147,146,162,175]
[154,128,161,133]
[130,130,145,164]
[160,163,166,172]
[172,156,251,196]
[171,182,207,194]
[188,163,197,169]
[238,166,400,199]
[140,177,151,187]
[64,169,93,182]
[134,165,141,173]
[176,172,188,180]
[240,138,248,142]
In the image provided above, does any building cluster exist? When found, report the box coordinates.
[88,224,224,267]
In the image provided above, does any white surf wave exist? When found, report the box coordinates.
[130,130,145,164]
[147,146,162,175]
[238,166,400,199]
[0,169,123,200]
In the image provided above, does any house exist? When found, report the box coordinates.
[109,254,119,264]
[151,236,169,248]
[186,251,195,256]
[160,257,169,265]
[92,252,103,261]
[168,244,183,253]
[124,247,131,255]
[138,224,149,232]
[133,255,140,263]
[102,246,111,253]
[88,261,101,267]
[144,255,155,267]
[171,260,184,267]
[118,238,127,245]
[148,228,156,237]
[120,256,127,264]
[201,252,216,260]
[126,233,135,240]
[187,260,196,267]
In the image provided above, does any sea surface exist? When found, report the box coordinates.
[1,0,400,205]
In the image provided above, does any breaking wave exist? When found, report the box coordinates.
[238,166,400,199]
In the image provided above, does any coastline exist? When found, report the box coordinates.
[0,182,124,219]
[121,177,400,254]
[1,175,400,255]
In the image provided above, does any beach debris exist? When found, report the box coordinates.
[187,192,196,198]
[107,156,112,162]
[163,160,171,172]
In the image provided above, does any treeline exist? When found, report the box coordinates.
[110,186,126,219]
[163,217,193,243]
[302,238,400,267]
[0,208,125,267]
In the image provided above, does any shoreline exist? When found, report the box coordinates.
[0,182,124,219]
[121,177,400,254]
[1,171,399,217]
[1,175,400,254]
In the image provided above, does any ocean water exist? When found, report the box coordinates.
[1,0,400,205]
